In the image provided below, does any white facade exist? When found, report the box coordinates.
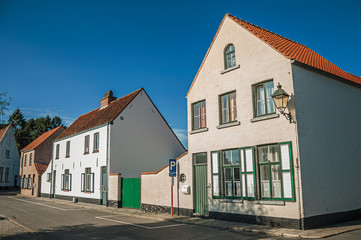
[41,89,185,204]
[0,126,20,188]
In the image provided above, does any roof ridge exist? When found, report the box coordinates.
[227,14,306,48]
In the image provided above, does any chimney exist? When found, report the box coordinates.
[100,90,117,108]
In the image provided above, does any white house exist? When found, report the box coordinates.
[141,13,361,229]
[0,125,20,189]
[41,89,185,208]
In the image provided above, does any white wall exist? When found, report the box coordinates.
[0,126,20,187]
[41,125,108,200]
[185,16,301,219]
[110,90,186,178]
[293,64,361,218]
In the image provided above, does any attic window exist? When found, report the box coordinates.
[224,44,236,69]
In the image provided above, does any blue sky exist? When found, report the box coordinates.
[1,0,360,148]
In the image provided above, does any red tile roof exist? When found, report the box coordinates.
[0,125,9,142]
[21,126,64,152]
[227,14,361,85]
[56,88,143,141]
[34,162,49,175]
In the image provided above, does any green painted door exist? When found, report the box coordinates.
[122,178,141,209]
[194,153,208,215]
[101,167,107,205]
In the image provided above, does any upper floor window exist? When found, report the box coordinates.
[66,141,70,158]
[220,91,237,124]
[55,144,60,159]
[224,44,236,69]
[29,153,33,166]
[254,80,275,117]
[93,133,99,152]
[84,135,90,154]
[5,149,10,158]
[24,155,27,166]
[192,101,206,130]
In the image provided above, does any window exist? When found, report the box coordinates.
[224,44,236,69]
[220,92,237,124]
[84,135,90,154]
[29,153,32,166]
[55,144,60,159]
[0,167,3,183]
[254,81,275,117]
[222,149,241,198]
[66,141,70,157]
[81,168,94,193]
[93,133,99,152]
[192,101,206,130]
[22,175,27,189]
[6,149,10,158]
[24,155,27,166]
[61,169,72,191]
[5,168,9,183]
[46,173,52,182]
[28,174,32,189]
[21,156,23,167]
[257,143,294,200]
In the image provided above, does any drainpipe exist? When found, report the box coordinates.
[106,122,112,207]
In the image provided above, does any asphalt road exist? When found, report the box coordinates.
[0,193,286,240]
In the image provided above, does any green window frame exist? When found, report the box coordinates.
[211,151,221,198]
[192,100,207,130]
[224,44,236,69]
[253,80,276,117]
[240,147,257,200]
[219,91,237,125]
[257,142,295,201]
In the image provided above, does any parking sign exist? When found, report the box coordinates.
[169,159,176,177]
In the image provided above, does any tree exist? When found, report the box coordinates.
[8,109,64,151]
[0,90,12,124]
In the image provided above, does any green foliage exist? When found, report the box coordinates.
[0,90,12,123]
[8,109,65,150]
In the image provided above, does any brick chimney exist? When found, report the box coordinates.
[100,90,117,108]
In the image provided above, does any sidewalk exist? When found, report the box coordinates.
[30,197,361,238]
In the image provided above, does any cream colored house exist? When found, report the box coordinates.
[141,14,361,229]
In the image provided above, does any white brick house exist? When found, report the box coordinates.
[41,89,185,208]
[141,14,361,229]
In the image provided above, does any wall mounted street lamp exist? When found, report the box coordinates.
[272,83,295,123]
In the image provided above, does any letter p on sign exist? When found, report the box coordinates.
[169,159,176,177]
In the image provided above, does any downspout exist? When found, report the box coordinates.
[50,140,54,199]
[106,122,112,207]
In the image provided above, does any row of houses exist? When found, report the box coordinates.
[2,13,360,230]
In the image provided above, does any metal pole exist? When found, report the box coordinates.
[171,177,173,217]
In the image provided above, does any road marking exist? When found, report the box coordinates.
[8,197,85,211]
[95,216,185,230]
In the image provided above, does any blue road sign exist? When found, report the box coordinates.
[169,159,176,177]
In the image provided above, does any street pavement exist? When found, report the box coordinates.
[1,191,361,239]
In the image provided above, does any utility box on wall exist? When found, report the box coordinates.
[182,185,190,195]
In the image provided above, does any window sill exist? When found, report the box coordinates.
[93,150,99,153]
[217,121,240,129]
[55,158,59,160]
[255,200,285,206]
[83,191,93,194]
[83,152,89,155]
[189,128,208,135]
[65,156,70,158]
[220,64,240,74]
[250,113,279,123]
[219,199,243,203]
[62,190,71,192]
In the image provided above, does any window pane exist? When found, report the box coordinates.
[258,146,268,163]
[231,150,240,165]
[223,151,232,165]
[201,102,206,128]
[213,175,219,196]
[230,92,237,121]
[269,145,279,162]
[221,95,229,123]
[258,145,278,163]
[282,172,292,198]
[194,153,207,165]
[271,165,282,198]
[224,168,232,197]
[265,81,275,113]
[211,152,218,174]
[257,86,266,116]
[224,168,232,181]
[234,181,241,197]
[246,174,255,197]
[260,165,271,198]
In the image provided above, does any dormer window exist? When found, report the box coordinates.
[224,44,236,69]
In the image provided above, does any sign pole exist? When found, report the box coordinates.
[171,177,173,216]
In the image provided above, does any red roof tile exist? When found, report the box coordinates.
[227,14,361,85]
[21,126,65,152]
[34,162,49,175]
[56,88,142,141]
[0,125,9,142]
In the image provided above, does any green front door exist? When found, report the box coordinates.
[194,153,208,215]
[101,167,107,205]
[122,178,141,209]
